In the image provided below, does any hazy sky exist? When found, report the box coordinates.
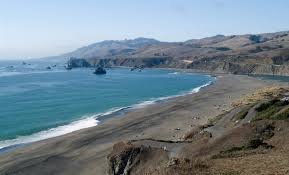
[1,0,289,59]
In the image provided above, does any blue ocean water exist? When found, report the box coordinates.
[0,60,213,149]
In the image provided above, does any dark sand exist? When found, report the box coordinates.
[0,75,281,175]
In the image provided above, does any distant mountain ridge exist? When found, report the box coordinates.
[56,31,289,75]
[60,37,161,59]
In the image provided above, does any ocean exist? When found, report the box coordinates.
[0,60,214,150]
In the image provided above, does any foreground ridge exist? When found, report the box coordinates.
[108,86,289,175]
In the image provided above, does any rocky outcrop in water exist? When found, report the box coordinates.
[93,67,106,74]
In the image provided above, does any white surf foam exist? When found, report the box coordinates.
[133,80,214,109]
[190,81,213,93]
[0,70,66,78]
[0,72,23,77]
[0,116,100,150]
[0,106,132,150]
[168,72,179,75]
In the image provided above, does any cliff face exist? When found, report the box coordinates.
[107,142,168,175]
[65,31,289,76]
[67,58,91,68]
[188,59,289,75]
[68,57,179,68]
[67,56,289,75]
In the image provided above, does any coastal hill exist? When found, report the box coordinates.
[60,31,289,75]
[62,37,161,59]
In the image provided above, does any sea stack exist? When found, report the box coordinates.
[65,65,72,70]
[93,67,107,74]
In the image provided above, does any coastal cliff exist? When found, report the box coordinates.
[64,31,289,76]
[67,56,289,75]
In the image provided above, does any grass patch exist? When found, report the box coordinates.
[254,105,283,121]
[208,112,226,125]
[273,107,289,120]
[212,138,273,159]
[234,105,252,120]
[254,99,289,121]
[232,86,285,107]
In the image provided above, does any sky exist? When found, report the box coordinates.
[1,0,289,59]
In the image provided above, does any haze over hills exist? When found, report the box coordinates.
[57,30,289,75]
[60,37,161,59]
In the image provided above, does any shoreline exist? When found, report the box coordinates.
[0,74,286,175]
[0,70,215,152]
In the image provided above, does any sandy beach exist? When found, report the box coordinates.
[0,74,282,175]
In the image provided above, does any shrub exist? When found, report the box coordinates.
[249,35,261,43]
[255,99,279,112]
[216,47,231,51]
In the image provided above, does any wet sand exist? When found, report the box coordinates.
[0,74,281,175]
